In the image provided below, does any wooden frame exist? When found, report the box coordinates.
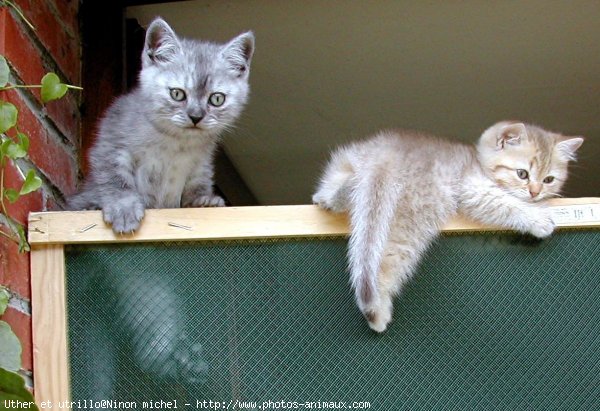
[29,198,600,406]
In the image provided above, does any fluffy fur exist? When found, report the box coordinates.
[69,18,255,233]
[313,121,583,332]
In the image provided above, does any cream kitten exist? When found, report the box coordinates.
[313,121,583,332]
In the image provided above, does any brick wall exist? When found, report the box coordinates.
[0,0,80,385]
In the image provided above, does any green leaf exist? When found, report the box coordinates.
[1,139,11,158]
[5,140,26,160]
[0,55,8,88]
[19,170,41,196]
[0,101,18,133]
[0,287,9,316]
[0,321,22,372]
[4,188,19,203]
[0,368,38,411]
[40,72,67,103]
[16,225,29,253]
[16,132,29,152]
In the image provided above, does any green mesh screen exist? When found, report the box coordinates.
[65,230,600,410]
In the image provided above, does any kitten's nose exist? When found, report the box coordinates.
[189,115,203,125]
[529,183,542,198]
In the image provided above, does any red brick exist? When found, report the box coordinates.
[13,0,80,84]
[44,88,81,146]
[3,90,77,195]
[0,234,31,300]
[1,307,32,371]
[47,0,79,38]
[0,9,46,96]
[2,161,44,225]
[0,11,81,143]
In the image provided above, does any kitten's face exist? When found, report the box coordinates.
[477,122,583,202]
[139,18,254,138]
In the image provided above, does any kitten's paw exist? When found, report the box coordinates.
[364,308,392,333]
[312,191,346,213]
[187,195,226,208]
[102,196,145,234]
[173,342,209,385]
[528,210,556,239]
[361,298,393,333]
[312,194,330,210]
[312,192,329,209]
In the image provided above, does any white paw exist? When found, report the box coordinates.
[312,190,347,213]
[188,195,226,208]
[364,307,392,333]
[529,210,555,239]
[361,298,393,333]
[102,196,145,234]
[312,192,329,209]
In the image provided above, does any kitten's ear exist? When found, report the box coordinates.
[497,122,527,148]
[222,31,255,76]
[143,18,182,66]
[556,136,584,161]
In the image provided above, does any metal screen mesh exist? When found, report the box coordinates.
[65,230,600,410]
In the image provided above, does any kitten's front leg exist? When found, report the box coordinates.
[523,208,555,238]
[81,150,146,233]
[181,166,225,208]
[460,178,555,238]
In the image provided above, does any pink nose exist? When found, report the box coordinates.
[529,190,539,198]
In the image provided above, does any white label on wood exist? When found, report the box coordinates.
[551,204,600,225]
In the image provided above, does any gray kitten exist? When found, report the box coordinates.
[69,18,254,233]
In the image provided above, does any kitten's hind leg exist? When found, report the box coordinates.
[362,228,429,333]
[312,149,355,212]
[67,188,101,211]
[363,291,394,333]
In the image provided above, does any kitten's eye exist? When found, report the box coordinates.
[170,88,186,101]
[516,169,529,180]
[208,92,226,107]
[543,176,555,184]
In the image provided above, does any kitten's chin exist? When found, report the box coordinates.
[526,194,551,203]
[178,126,220,139]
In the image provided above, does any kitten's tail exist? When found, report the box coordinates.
[348,166,401,315]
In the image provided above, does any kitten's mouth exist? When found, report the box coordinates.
[186,124,206,130]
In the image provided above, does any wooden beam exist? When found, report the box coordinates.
[28,198,600,245]
[30,245,70,406]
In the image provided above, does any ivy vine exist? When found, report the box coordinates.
[0,55,81,252]
[1,2,80,407]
